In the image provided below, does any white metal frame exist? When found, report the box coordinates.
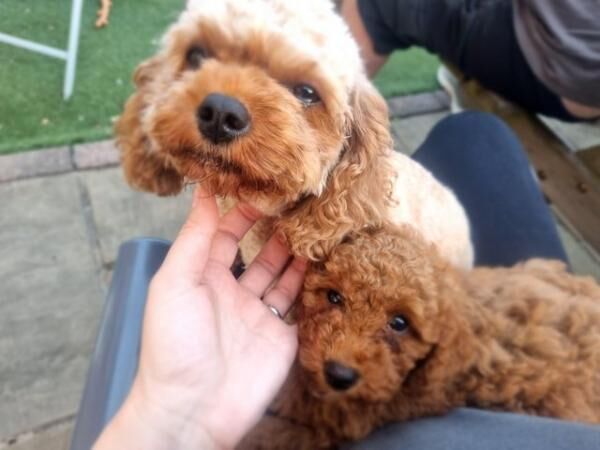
[0,0,84,100]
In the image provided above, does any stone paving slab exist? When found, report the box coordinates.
[0,140,120,185]
[391,111,448,155]
[1,421,72,450]
[79,168,192,266]
[0,147,72,183]
[0,174,105,440]
[387,90,450,119]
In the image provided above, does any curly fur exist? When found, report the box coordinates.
[239,224,600,449]
[116,0,472,267]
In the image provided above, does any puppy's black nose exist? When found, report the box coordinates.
[197,93,250,145]
[324,360,360,391]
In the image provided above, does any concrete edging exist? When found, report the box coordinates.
[0,140,120,184]
[0,91,449,184]
[387,90,449,118]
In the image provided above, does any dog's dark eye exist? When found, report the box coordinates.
[293,84,321,105]
[186,46,207,69]
[327,289,344,306]
[389,315,409,333]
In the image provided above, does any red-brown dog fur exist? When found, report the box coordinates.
[239,224,600,449]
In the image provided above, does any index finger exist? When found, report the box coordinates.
[160,186,219,280]
[208,202,262,269]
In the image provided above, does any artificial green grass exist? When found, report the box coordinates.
[0,0,182,155]
[0,1,438,155]
[375,49,439,98]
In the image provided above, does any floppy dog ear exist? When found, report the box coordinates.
[116,55,184,196]
[403,266,477,404]
[277,76,395,260]
[344,75,392,167]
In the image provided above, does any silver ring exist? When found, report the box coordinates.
[266,304,283,319]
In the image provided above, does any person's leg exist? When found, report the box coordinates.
[352,0,580,121]
[412,111,568,266]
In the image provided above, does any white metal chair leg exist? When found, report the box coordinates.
[0,32,67,59]
[64,0,84,100]
[0,0,84,100]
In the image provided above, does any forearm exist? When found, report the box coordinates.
[341,0,388,77]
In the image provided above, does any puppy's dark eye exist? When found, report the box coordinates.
[327,289,343,306]
[389,315,409,333]
[186,46,207,69]
[293,84,321,105]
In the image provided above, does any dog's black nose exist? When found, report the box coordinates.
[197,93,250,145]
[324,360,360,391]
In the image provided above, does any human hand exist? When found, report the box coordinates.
[94,188,307,450]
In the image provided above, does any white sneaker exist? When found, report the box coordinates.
[437,65,465,114]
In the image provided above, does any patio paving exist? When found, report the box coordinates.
[391,111,448,154]
[81,169,192,268]
[0,164,192,448]
[0,174,104,440]
[0,100,598,449]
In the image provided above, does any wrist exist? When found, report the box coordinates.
[94,384,218,450]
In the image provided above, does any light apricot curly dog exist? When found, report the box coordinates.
[117,0,472,267]
[239,224,600,449]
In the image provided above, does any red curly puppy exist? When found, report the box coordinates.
[240,224,600,449]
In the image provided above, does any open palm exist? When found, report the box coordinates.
[127,188,306,449]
